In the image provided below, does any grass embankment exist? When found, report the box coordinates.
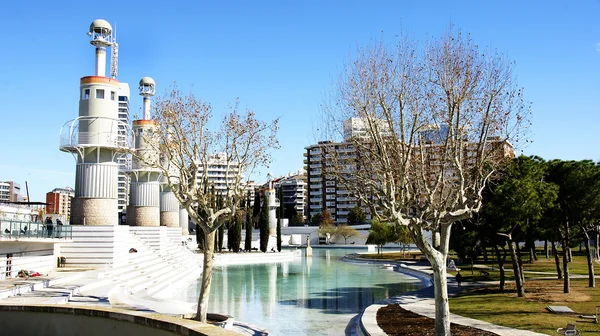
[360,251,600,335]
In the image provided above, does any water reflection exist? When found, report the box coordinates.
[177,249,424,335]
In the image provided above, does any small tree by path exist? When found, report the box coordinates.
[393,225,412,256]
[366,219,391,254]
[336,224,359,245]
[317,209,336,244]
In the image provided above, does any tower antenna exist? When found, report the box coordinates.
[110,22,119,78]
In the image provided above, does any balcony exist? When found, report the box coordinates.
[309,191,322,196]
[59,117,132,151]
[337,203,356,209]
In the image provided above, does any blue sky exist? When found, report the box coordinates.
[1,0,599,202]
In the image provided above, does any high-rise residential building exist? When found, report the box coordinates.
[117,83,131,213]
[45,187,75,221]
[304,141,360,224]
[196,153,243,195]
[0,181,22,202]
[305,118,514,224]
[343,117,392,140]
[273,170,307,220]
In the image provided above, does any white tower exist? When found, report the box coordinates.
[59,19,130,225]
[125,77,162,226]
[265,173,279,235]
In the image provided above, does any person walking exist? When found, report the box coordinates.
[455,271,463,287]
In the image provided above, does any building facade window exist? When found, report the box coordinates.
[96,89,105,99]
[83,89,90,100]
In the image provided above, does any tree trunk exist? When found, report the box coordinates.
[431,260,450,336]
[562,241,570,293]
[197,230,216,322]
[528,247,534,264]
[594,229,599,260]
[567,247,572,263]
[508,239,525,297]
[409,223,451,336]
[544,240,548,259]
[494,245,506,291]
[515,242,525,284]
[582,230,595,288]
[551,241,562,279]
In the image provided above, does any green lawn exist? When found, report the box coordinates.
[361,249,600,335]
[450,278,600,335]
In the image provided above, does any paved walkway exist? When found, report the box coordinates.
[345,256,547,336]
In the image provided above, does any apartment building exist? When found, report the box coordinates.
[273,170,307,220]
[117,83,131,213]
[45,187,75,221]
[304,141,359,224]
[305,119,514,224]
[0,181,22,202]
[196,153,243,196]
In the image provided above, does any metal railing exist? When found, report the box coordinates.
[0,220,72,240]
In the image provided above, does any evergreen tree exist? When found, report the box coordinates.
[347,205,366,224]
[217,225,224,252]
[253,192,261,229]
[276,187,283,251]
[259,192,270,252]
[365,218,391,254]
[245,192,252,251]
[227,218,234,251]
[232,210,242,252]
[216,196,225,252]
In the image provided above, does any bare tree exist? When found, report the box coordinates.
[134,86,279,322]
[322,28,529,336]
[336,224,360,244]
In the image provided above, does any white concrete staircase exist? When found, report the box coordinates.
[75,232,201,299]
[0,231,202,310]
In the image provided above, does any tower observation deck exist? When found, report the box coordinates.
[59,19,131,226]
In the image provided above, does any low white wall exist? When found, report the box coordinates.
[60,226,130,268]
[0,242,59,280]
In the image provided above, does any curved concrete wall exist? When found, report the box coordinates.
[0,305,239,336]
